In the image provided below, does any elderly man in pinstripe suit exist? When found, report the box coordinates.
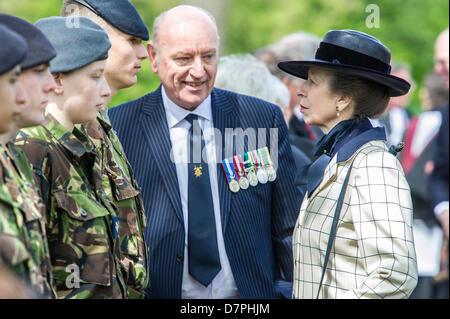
[108,5,302,299]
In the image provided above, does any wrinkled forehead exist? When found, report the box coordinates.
[160,28,218,57]
[170,19,216,41]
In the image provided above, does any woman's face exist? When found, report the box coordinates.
[62,60,111,125]
[297,67,342,134]
[0,66,27,134]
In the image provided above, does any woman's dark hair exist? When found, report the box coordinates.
[328,71,390,119]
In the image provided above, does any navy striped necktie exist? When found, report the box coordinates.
[185,114,221,286]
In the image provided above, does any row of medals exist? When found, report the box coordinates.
[224,149,277,193]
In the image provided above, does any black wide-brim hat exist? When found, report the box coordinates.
[278,29,410,97]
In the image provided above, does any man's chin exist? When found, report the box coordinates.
[116,75,138,91]
[178,95,208,110]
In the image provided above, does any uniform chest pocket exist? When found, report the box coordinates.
[104,167,148,288]
[0,233,31,268]
[105,166,139,202]
[105,167,145,250]
[50,190,112,286]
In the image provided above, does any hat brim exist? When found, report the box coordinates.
[278,60,410,97]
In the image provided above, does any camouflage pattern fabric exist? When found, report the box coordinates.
[13,113,127,299]
[0,144,54,298]
[83,109,148,299]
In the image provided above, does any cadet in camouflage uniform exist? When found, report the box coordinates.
[0,24,48,298]
[13,17,127,299]
[60,0,149,298]
[0,14,60,298]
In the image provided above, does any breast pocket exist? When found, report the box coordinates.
[105,167,148,288]
[51,190,112,286]
[106,166,145,257]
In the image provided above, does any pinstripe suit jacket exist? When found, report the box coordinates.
[293,139,418,299]
[108,86,302,298]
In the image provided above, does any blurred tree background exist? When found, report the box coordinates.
[1,0,448,114]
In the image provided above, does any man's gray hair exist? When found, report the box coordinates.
[215,54,290,108]
[258,31,321,80]
[152,5,220,51]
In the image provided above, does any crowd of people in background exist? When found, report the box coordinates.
[0,0,448,299]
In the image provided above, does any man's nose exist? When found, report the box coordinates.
[189,57,205,79]
[101,77,111,98]
[136,44,149,60]
[44,70,57,93]
[16,81,27,105]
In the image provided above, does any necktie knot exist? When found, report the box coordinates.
[185,114,199,127]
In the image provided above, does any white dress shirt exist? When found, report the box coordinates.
[161,87,239,299]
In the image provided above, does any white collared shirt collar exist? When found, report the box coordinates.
[161,85,213,129]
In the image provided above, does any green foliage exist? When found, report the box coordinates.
[1,0,448,114]
[227,0,449,115]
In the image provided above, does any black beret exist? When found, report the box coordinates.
[35,16,111,73]
[74,0,149,40]
[0,24,28,75]
[0,14,57,70]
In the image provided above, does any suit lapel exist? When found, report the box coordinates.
[211,89,238,234]
[139,87,184,224]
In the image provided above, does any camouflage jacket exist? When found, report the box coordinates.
[83,110,148,299]
[13,113,127,299]
[0,144,55,298]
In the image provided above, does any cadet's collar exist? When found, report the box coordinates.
[97,109,113,132]
[44,113,94,158]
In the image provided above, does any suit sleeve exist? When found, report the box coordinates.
[344,150,418,298]
[270,106,303,282]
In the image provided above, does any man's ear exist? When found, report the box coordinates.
[52,73,64,95]
[147,41,159,74]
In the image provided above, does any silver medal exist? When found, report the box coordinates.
[265,165,277,182]
[257,167,268,184]
[238,176,249,189]
[247,171,258,187]
[229,179,240,193]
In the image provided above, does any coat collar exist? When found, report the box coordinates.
[306,119,386,198]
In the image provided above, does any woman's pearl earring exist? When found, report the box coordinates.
[336,107,340,117]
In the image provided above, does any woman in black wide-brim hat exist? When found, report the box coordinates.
[278,29,418,299]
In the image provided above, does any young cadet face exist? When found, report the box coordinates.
[105,27,148,94]
[62,60,111,125]
[15,64,56,128]
[0,66,27,134]
[148,13,218,110]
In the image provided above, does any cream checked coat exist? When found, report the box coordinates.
[293,140,418,299]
